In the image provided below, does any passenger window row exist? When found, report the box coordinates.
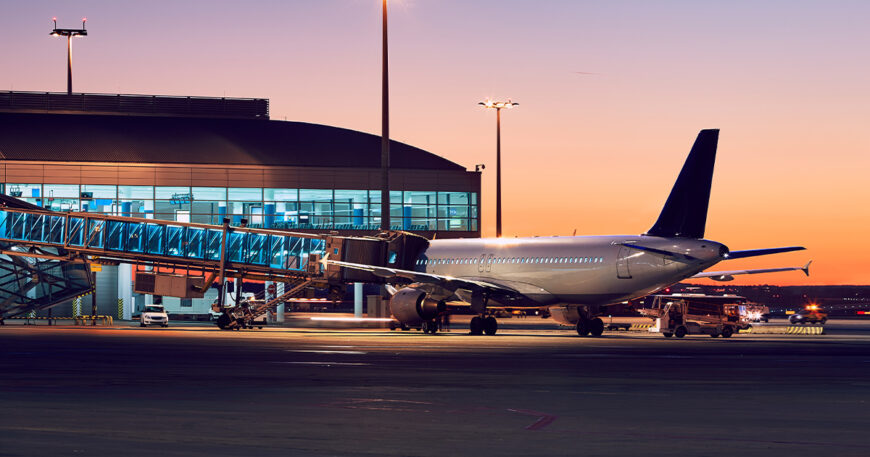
[417,256,604,266]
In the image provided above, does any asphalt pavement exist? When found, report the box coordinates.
[1,320,869,456]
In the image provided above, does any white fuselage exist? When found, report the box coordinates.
[415,235,726,307]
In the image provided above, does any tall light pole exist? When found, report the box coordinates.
[50,17,88,95]
[478,99,518,238]
[380,0,391,231]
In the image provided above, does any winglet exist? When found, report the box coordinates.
[802,260,812,277]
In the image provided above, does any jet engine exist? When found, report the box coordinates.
[389,287,446,326]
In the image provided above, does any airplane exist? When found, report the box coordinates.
[329,129,810,336]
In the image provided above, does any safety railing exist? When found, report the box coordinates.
[0,208,326,276]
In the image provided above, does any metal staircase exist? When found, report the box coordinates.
[248,278,313,321]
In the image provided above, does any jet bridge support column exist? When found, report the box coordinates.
[354,283,363,317]
[216,218,230,310]
[118,263,133,320]
[276,281,285,323]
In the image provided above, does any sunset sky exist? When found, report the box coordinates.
[2,1,868,285]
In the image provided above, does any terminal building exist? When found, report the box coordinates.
[0,91,481,318]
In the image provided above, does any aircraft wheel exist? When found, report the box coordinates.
[422,320,437,334]
[674,326,687,338]
[470,316,484,335]
[721,326,733,338]
[216,314,232,330]
[589,318,604,337]
[483,316,498,335]
[576,318,590,336]
[663,332,673,338]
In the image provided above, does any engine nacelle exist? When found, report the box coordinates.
[389,287,446,325]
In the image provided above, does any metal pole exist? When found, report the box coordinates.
[216,219,230,309]
[380,0,391,231]
[67,35,73,95]
[91,270,97,325]
[496,107,502,238]
[354,283,363,318]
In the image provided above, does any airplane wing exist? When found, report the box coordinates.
[691,261,811,281]
[325,259,517,294]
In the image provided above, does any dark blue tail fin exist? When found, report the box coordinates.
[645,129,719,239]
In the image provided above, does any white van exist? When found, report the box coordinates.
[140,304,169,327]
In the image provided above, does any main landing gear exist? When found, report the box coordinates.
[468,292,497,335]
[576,316,605,337]
[470,315,498,335]
[421,320,438,334]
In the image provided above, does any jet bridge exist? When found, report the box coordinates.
[0,205,428,321]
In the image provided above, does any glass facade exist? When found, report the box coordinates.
[1,184,479,232]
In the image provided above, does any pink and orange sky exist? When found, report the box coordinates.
[2,1,868,285]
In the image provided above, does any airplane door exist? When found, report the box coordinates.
[616,246,632,279]
[485,254,494,273]
[478,254,486,273]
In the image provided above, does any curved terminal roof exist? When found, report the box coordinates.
[0,111,465,171]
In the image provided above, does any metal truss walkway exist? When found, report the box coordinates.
[0,207,328,283]
[0,204,427,320]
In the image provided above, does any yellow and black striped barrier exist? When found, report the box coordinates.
[628,323,654,331]
[74,315,114,326]
[741,325,825,335]
[786,325,824,335]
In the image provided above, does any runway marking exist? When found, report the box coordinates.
[320,398,433,413]
[558,353,696,359]
[285,349,367,355]
[322,398,558,430]
[506,408,559,430]
[271,361,371,366]
[558,353,632,358]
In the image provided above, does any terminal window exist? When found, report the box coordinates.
[4,184,478,233]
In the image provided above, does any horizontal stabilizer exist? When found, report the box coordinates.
[725,246,805,259]
[692,261,811,281]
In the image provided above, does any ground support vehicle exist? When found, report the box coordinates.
[788,305,827,325]
[215,300,266,330]
[639,294,745,338]
[213,278,312,330]
[741,303,770,323]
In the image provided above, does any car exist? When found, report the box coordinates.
[140,304,169,327]
[789,306,827,325]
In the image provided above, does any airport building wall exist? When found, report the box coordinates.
[0,94,481,318]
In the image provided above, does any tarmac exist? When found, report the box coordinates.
[1,317,869,456]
